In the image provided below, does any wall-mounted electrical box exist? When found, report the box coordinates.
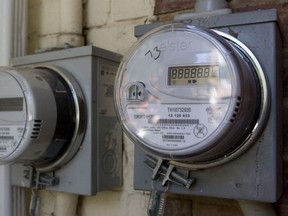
[114,9,282,202]
[0,46,122,195]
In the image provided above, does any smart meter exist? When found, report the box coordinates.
[0,65,85,171]
[115,24,269,167]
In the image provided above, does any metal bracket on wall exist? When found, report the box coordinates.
[23,166,59,190]
[144,155,196,189]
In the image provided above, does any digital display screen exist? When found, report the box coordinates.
[0,98,23,112]
[168,65,219,86]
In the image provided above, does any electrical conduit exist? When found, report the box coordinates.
[0,1,15,215]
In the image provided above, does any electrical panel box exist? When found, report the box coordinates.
[2,46,122,195]
[116,9,282,202]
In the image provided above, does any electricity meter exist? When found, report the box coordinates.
[0,66,84,171]
[1,46,123,195]
[115,24,269,167]
[129,9,281,202]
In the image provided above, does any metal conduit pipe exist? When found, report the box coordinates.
[0,1,27,215]
[54,192,79,216]
[12,1,28,215]
[0,165,12,216]
[59,0,84,47]
[0,1,15,215]
[0,0,14,65]
[195,0,228,13]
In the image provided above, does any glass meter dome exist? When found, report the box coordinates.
[114,24,269,168]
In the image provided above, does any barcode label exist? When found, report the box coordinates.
[148,119,199,125]
[0,136,14,140]
[162,135,185,140]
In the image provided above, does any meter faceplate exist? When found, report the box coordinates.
[115,24,266,164]
[0,72,26,158]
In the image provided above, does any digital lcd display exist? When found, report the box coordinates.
[0,97,23,112]
[168,65,219,86]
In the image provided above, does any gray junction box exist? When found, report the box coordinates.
[132,9,282,202]
[8,46,122,195]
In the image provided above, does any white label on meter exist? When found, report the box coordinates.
[99,64,118,116]
[126,103,228,149]
[0,125,25,157]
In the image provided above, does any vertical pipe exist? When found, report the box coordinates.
[0,1,14,214]
[13,0,27,57]
[59,0,84,47]
[0,0,14,65]
[60,0,83,34]
[12,2,28,215]
[195,0,228,12]
[54,192,79,216]
[0,1,27,216]
[0,165,12,216]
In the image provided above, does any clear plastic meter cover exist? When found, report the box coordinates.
[114,24,269,166]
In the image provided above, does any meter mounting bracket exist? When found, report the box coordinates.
[144,155,195,189]
[23,166,59,190]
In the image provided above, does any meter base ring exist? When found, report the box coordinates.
[168,31,270,170]
[29,67,77,166]
[0,65,86,172]
[32,65,86,172]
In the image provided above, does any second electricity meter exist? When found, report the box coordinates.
[115,24,269,167]
[0,66,85,171]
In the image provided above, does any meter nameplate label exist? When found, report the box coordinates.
[0,125,24,157]
[126,103,228,149]
[99,64,118,116]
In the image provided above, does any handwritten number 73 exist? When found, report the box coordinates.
[145,46,161,60]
